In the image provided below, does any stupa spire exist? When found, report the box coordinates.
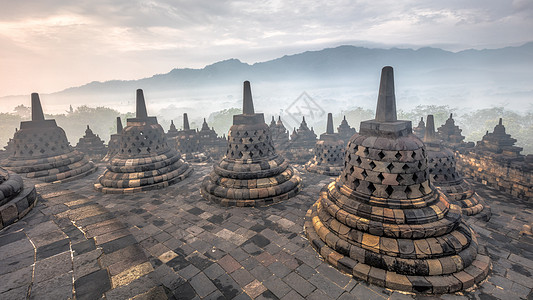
[31,93,45,121]
[424,114,436,142]
[375,66,397,122]
[326,113,334,134]
[243,81,254,115]
[116,117,123,133]
[136,89,148,119]
[183,113,190,130]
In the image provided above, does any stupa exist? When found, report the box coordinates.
[437,114,465,148]
[0,167,38,229]
[102,117,123,162]
[337,115,357,144]
[94,89,192,193]
[304,67,490,293]
[201,81,302,207]
[269,116,290,148]
[199,118,226,160]
[75,125,107,160]
[305,113,345,176]
[424,115,490,220]
[172,113,208,162]
[413,117,426,139]
[284,117,317,164]
[475,118,522,158]
[2,93,97,182]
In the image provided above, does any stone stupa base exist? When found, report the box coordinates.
[4,150,97,183]
[200,159,302,207]
[0,170,38,229]
[304,187,491,294]
[436,180,491,221]
[305,159,343,176]
[94,151,192,194]
[182,152,210,163]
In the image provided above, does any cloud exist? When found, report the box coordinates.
[0,0,532,96]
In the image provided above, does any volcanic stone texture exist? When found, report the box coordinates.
[304,67,490,294]
[94,90,192,194]
[2,93,97,183]
[201,81,302,207]
[0,167,38,229]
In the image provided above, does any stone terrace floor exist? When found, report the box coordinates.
[1,162,533,300]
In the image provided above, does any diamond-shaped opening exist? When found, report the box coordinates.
[378,151,385,159]
[369,161,376,169]
[418,161,423,169]
[363,147,369,156]
[368,182,376,194]
[412,173,418,182]
[405,186,412,196]
[356,157,362,165]
[419,184,426,194]
[386,163,394,172]
[377,173,385,182]
[385,185,394,196]
[395,152,402,159]
[353,178,360,188]
[411,152,416,159]
[402,164,409,171]
[361,170,368,179]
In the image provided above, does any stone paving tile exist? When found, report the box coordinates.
[2,163,533,299]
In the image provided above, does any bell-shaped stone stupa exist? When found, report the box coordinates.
[0,167,38,229]
[102,117,123,162]
[75,125,107,160]
[201,81,302,206]
[2,93,97,182]
[94,89,192,193]
[424,115,490,220]
[304,67,490,293]
[305,113,345,176]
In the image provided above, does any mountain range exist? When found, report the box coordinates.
[2,42,532,115]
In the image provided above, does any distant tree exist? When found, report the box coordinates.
[208,108,242,136]
[13,104,30,119]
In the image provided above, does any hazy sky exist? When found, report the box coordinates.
[1,0,532,97]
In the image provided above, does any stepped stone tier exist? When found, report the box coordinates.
[102,117,123,162]
[75,125,107,161]
[413,117,426,139]
[199,118,226,160]
[2,93,97,183]
[0,167,38,229]
[475,118,522,158]
[305,113,345,176]
[304,67,490,294]
[437,114,466,148]
[269,116,290,148]
[171,113,208,162]
[3,128,17,156]
[424,115,490,220]
[201,81,302,207]
[284,117,317,164]
[337,115,357,144]
[94,89,192,193]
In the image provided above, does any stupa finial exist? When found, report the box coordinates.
[31,93,45,121]
[183,113,190,130]
[116,117,123,133]
[243,81,254,115]
[424,115,436,142]
[326,113,334,134]
[136,89,148,119]
[375,66,397,122]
